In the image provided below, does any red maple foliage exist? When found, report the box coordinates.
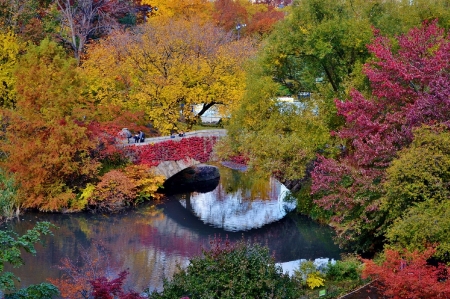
[310,20,450,251]
[362,248,450,299]
[90,270,144,299]
[131,136,218,167]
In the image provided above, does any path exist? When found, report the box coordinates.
[338,282,384,299]
[122,129,227,146]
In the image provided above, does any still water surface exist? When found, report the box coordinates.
[1,164,341,293]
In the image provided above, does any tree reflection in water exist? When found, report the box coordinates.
[1,165,341,293]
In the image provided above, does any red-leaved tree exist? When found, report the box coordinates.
[90,271,144,299]
[311,20,450,251]
[362,248,450,299]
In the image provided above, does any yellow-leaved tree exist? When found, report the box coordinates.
[143,0,213,22]
[0,31,24,108]
[82,18,255,133]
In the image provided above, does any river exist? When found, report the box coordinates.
[1,164,341,294]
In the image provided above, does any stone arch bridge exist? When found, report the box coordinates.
[123,129,226,180]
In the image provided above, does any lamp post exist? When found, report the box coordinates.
[235,23,246,40]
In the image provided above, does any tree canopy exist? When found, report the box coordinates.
[83,18,255,133]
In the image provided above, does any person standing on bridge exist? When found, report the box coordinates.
[122,128,132,143]
[138,130,145,143]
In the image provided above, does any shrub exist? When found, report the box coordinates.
[88,170,136,212]
[0,169,18,222]
[294,260,325,289]
[147,236,303,299]
[324,256,362,282]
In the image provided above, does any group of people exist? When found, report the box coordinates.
[122,128,145,143]
[171,130,185,138]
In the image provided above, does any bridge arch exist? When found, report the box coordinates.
[150,158,202,180]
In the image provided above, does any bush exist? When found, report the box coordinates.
[147,236,303,299]
[0,169,18,222]
[324,256,362,282]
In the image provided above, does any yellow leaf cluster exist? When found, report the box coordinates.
[306,272,325,289]
[0,30,23,108]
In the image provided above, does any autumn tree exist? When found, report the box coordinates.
[0,39,100,211]
[222,0,450,194]
[52,0,134,62]
[245,5,284,39]
[212,0,248,32]
[219,0,385,189]
[362,248,450,299]
[212,0,284,39]
[146,0,213,22]
[82,18,255,134]
[311,20,450,252]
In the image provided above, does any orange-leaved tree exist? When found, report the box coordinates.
[0,39,101,212]
[362,247,450,299]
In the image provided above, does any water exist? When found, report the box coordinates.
[1,164,341,293]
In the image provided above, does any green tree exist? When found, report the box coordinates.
[382,126,450,226]
[382,126,450,259]
[147,237,302,299]
[0,222,59,298]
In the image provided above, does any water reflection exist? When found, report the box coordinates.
[175,177,295,231]
[1,165,341,293]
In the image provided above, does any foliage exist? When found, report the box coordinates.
[0,39,100,211]
[381,126,450,260]
[0,222,55,293]
[0,30,23,109]
[0,169,18,223]
[145,0,213,22]
[147,236,303,299]
[88,170,136,212]
[82,18,255,133]
[221,57,332,182]
[53,0,134,62]
[90,270,144,299]
[132,137,218,166]
[324,256,362,282]
[362,247,450,299]
[121,164,165,202]
[311,20,450,252]
[386,199,450,261]
[49,242,112,299]
[222,0,403,183]
[294,260,325,289]
[87,165,164,212]
[306,272,324,289]
[381,126,450,228]
[4,283,60,299]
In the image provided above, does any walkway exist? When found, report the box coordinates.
[123,129,227,146]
